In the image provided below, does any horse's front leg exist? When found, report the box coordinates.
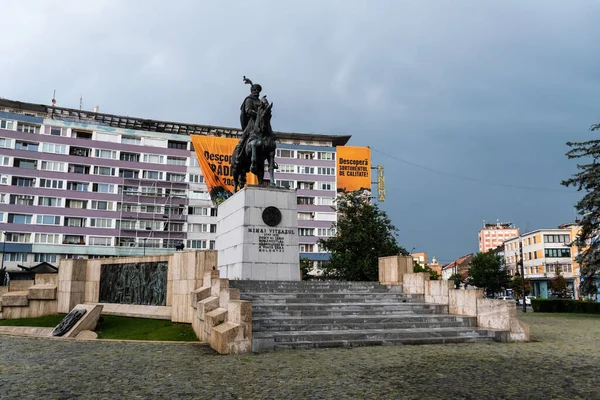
[268,152,276,186]
[250,145,258,173]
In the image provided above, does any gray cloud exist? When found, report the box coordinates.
[1,0,597,261]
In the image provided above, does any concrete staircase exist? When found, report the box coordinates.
[229,281,502,351]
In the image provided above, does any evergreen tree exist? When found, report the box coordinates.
[319,191,408,281]
[562,124,600,297]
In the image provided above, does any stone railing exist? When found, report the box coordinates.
[379,255,529,342]
[191,270,252,354]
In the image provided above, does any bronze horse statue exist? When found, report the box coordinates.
[231,100,277,192]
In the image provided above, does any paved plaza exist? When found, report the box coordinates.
[0,312,598,399]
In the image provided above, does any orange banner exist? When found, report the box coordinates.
[190,135,257,200]
[336,146,371,192]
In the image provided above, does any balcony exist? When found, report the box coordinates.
[63,235,86,245]
[69,146,91,157]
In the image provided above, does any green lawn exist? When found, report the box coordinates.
[0,314,198,342]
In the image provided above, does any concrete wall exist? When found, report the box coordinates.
[378,255,413,285]
[403,273,429,295]
[425,279,451,304]
[448,289,482,317]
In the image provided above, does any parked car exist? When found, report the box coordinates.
[498,296,516,302]
[517,296,535,306]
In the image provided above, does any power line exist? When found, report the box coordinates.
[371,147,576,193]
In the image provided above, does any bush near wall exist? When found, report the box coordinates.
[532,299,600,314]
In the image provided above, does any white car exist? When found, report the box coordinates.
[517,296,535,306]
[498,296,516,302]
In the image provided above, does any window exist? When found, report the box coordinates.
[166,173,186,182]
[12,177,35,187]
[210,224,217,233]
[66,182,89,192]
[189,174,204,183]
[298,182,314,190]
[17,123,40,134]
[90,218,113,228]
[166,222,184,232]
[299,244,314,252]
[63,235,85,245]
[68,164,90,174]
[298,228,314,236]
[275,180,295,189]
[41,143,66,154]
[298,212,314,221]
[34,233,60,244]
[317,167,335,175]
[93,166,115,176]
[15,141,39,151]
[140,186,162,196]
[188,223,209,233]
[92,183,114,193]
[89,236,112,246]
[0,156,8,167]
[141,154,164,164]
[34,253,57,263]
[36,215,61,225]
[39,179,63,189]
[141,205,163,214]
[211,208,218,217]
[278,165,295,173]
[119,169,139,179]
[318,152,334,160]
[276,149,294,158]
[72,130,92,139]
[4,253,28,262]
[189,156,199,167]
[187,240,207,249]
[120,152,140,162]
[297,151,314,159]
[544,234,570,243]
[317,228,336,237]
[0,120,15,130]
[0,138,12,148]
[8,214,32,224]
[189,190,208,200]
[69,147,91,157]
[121,136,141,145]
[143,170,163,180]
[10,194,34,205]
[297,196,315,205]
[65,199,87,209]
[167,157,187,166]
[49,127,64,136]
[65,217,85,227]
[209,240,215,250]
[6,233,31,243]
[90,200,113,210]
[298,166,315,174]
[14,158,37,169]
[318,197,335,206]
[167,140,187,150]
[95,149,117,159]
[319,182,333,190]
[544,248,571,258]
[186,207,205,216]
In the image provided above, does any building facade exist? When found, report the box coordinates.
[503,229,574,299]
[0,99,353,271]
[478,221,519,253]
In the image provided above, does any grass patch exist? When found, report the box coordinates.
[0,314,198,342]
[96,315,198,341]
[0,314,64,327]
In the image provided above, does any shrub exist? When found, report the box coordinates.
[532,299,600,314]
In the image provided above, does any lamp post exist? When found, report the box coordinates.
[0,231,5,286]
[518,241,526,313]
[143,238,148,257]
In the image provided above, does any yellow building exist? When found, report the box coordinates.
[504,229,574,299]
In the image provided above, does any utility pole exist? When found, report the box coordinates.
[519,240,526,313]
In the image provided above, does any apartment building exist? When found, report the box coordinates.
[478,221,519,253]
[0,98,352,271]
[504,229,574,298]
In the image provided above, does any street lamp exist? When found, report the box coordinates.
[143,238,148,257]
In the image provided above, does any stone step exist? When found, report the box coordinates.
[253,314,477,332]
[250,302,436,312]
[252,306,445,318]
[243,294,412,304]
[273,335,496,350]
[255,320,476,332]
[264,327,496,343]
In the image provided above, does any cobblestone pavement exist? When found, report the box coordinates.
[0,312,599,399]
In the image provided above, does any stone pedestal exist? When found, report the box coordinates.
[216,186,300,280]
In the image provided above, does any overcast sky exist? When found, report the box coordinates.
[1,1,598,263]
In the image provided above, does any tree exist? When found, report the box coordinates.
[300,258,313,281]
[551,268,568,298]
[319,191,408,281]
[509,276,531,298]
[467,252,510,297]
[413,261,440,280]
[562,125,600,297]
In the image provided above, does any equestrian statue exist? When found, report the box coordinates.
[231,76,277,192]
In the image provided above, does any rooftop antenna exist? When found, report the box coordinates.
[79,93,83,111]
[51,90,56,106]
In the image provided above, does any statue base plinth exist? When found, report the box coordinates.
[216,186,300,281]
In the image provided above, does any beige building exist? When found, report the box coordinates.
[478,221,519,253]
[411,252,428,267]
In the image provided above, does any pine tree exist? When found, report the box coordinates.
[318,191,408,281]
[562,123,600,297]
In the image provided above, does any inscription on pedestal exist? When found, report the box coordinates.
[248,228,296,253]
